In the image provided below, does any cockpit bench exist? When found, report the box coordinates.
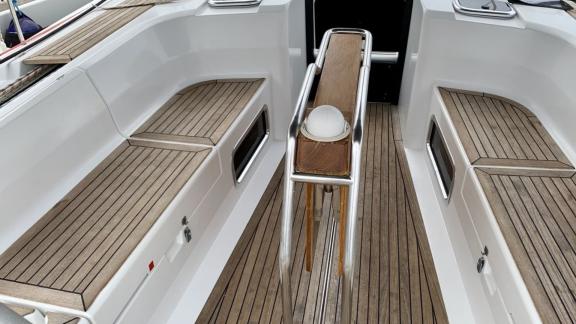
[0,77,266,323]
[0,140,209,311]
[438,87,576,323]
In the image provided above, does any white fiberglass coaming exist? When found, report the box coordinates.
[400,0,576,323]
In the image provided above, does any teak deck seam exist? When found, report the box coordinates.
[198,104,449,323]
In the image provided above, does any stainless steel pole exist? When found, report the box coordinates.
[7,0,25,44]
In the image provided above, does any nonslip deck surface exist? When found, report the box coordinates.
[198,104,448,323]
[440,88,573,170]
[132,79,264,145]
[477,167,576,323]
[0,140,210,311]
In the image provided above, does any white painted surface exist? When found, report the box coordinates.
[0,69,123,254]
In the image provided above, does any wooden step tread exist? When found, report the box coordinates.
[132,79,264,145]
[198,104,448,323]
[0,140,210,311]
[476,167,576,323]
[440,88,573,170]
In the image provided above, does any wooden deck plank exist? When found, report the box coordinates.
[199,104,448,323]
[0,142,210,311]
[477,167,576,323]
[440,88,573,169]
[132,79,263,145]
[24,5,152,65]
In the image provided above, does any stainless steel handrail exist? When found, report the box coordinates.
[314,48,398,64]
[208,0,262,8]
[7,0,25,44]
[452,0,517,19]
[0,294,95,324]
[279,28,372,324]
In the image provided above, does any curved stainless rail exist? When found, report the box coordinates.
[279,28,372,324]
[208,0,262,7]
[0,294,95,324]
[453,0,517,19]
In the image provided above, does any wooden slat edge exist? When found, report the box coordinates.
[23,55,71,65]
[0,279,85,310]
[474,157,575,170]
[131,133,215,146]
[128,138,212,152]
[475,167,575,178]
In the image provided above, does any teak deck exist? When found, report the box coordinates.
[132,79,264,145]
[198,104,449,323]
[476,168,576,323]
[22,0,171,65]
[0,141,210,311]
[441,87,576,323]
[440,88,573,169]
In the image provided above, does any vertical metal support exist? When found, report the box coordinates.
[314,185,323,220]
[338,185,348,275]
[305,183,314,272]
[7,0,25,44]
[279,64,316,324]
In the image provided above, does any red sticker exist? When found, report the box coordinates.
[148,261,155,271]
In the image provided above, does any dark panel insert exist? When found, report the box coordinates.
[233,107,269,182]
[427,120,454,198]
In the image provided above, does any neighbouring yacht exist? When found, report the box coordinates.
[0,0,575,323]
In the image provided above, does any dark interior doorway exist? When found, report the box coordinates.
[305,0,413,104]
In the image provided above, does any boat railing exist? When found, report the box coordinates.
[0,293,95,324]
[279,27,372,324]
